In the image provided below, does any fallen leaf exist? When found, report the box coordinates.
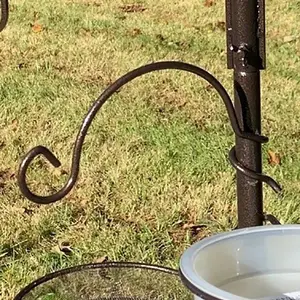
[32,23,43,33]
[59,241,73,255]
[94,256,108,263]
[204,0,215,7]
[283,35,299,43]
[52,242,73,255]
[183,223,206,230]
[11,119,18,131]
[119,4,146,13]
[268,150,281,166]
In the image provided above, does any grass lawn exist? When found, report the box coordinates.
[0,0,300,298]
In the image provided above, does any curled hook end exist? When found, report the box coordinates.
[17,146,66,205]
[38,146,61,168]
[19,145,61,170]
[229,146,283,195]
[275,187,284,199]
[273,185,283,195]
[267,176,283,196]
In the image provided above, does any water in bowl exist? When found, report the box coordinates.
[219,271,300,299]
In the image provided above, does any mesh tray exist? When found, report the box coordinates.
[14,262,193,300]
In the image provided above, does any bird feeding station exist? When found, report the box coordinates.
[3,0,299,299]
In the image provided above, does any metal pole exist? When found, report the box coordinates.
[226,0,266,227]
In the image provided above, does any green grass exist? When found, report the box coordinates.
[0,0,300,298]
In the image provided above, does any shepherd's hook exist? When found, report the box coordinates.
[17,61,281,205]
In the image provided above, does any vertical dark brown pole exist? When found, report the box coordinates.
[226,0,266,227]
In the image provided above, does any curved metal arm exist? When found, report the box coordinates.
[264,214,281,225]
[228,147,282,194]
[0,0,8,32]
[18,61,268,204]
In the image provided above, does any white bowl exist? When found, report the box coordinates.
[180,225,300,300]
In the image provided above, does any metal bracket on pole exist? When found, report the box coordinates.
[226,0,266,70]
[17,0,282,229]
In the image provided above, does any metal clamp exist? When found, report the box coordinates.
[226,0,266,69]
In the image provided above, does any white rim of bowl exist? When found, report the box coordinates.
[180,224,300,300]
